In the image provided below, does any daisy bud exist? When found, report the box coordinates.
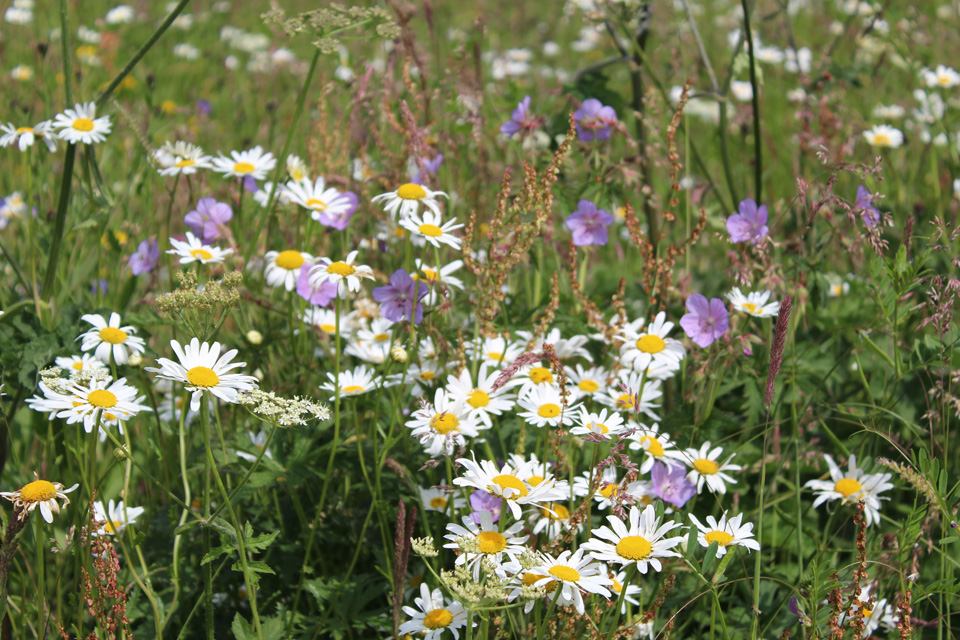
[113,447,128,462]
[391,344,408,362]
[127,353,142,367]
[246,329,263,345]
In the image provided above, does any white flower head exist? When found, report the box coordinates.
[146,338,259,411]
[52,102,112,144]
[78,312,146,365]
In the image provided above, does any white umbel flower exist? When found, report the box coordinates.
[78,312,146,365]
[52,102,112,144]
[147,338,259,411]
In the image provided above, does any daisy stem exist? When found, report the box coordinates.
[318,295,343,512]
[605,564,636,633]
[740,0,763,203]
[200,399,214,640]
[34,517,44,637]
[537,585,563,640]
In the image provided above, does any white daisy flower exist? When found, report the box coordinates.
[413,258,465,305]
[530,501,577,540]
[920,64,960,89]
[320,365,377,400]
[302,307,352,338]
[569,407,626,438]
[727,288,779,317]
[453,454,567,520]
[236,430,273,462]
[572,466,643,511]
[281,176,357,227]
[515,328,593,361]
[343,339,389,364]
[92,499,145,536]
[155,140,213,176]
[804,455,893,526]
[285,154,309,181]
[565,364,608,401]
[1,476,78,523]
[399,582,469,640]
[581,504,686,574]
[389,361,446,396]
[405,388,480,457]
[167,232,232,265]
[0,120,57,151]
[526,549,612,615]
[604,564,643,614]
[625,423,686,474]
[517,385,580,428]
[508,362,561,398]
[840,585,897,639]
[55,353,105,372]
[27,377,144,434]
[263,249,314,291]
[445,365,516,428]
[252,181,292,208]
[212,145,277,180]
[146,338,259,411]
[157,389,200,426]
[688,512,760,558]
[354,317,394,345]
[78,312,146,365]
[682,442,742,494]
[52,102,112,144]
[466,336,523,368]
[443,510,527,580]
[401,210,464,250]
[307,250,375,298]
[618,312,686,374]
[597,370,663,422]
[419,485,466,513]
[862,124,904,148]
[372,182,447,221]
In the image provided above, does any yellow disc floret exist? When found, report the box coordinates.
[187,366,220,388]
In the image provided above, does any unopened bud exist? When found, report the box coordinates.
[390,344,408,363]
[246,330,263,345]
[113,447,128,462]
[127,353,142,367]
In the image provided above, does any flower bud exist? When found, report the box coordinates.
[246,329,263,345]
[127,353,142,367]
[390,344,408,363]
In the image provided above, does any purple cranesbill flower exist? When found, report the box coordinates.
[854,185,880,227]
[411,154,444,186]
[372,269,428,324]
[565,199,614,246]
[650,462,696,508]
[469,489,501,525]
[726,198,769,244]
[296,267,338,307]
[679,293,729,348]
[195,99,213,116]
[128,238,160,276]
[315,190,359,231]
[573,98,617,142]
[500,96,541,138]
[184,197,233,243]
[242,175,259,193]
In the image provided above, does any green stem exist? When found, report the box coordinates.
[740,0,763,202]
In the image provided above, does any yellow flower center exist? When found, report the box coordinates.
[526,475,544,486]
[693,459,719,475]
[486,351,503,362]
[599,483,620,499]
[304,198,327,210]
[103,520,124,534]
[99,327,128,344]
[326,261,355,276]
[578,379,599,393]
[423,608,453,630]
[873,133,890,146]
[16,127,33,134]
[429,496,447,509]
[549,565,581,583]
[430,413,459,434]
[374,333,390,342]
[704,531,734,547]
[175,159,196,168]
[636,334,666,353]
[616,394,635,410]
[476,530,507,554]
[594,423,610,434]
[640,435,665,458]
[233,161,255,174]
[418,223,443,237]
[741,302,758,314]
[547,503,569,520]
[190,248,213,261]
[835,477,862,498]
[21,480,57,502]
[419,371,435,381]
[421,268,439,282]
[522,572,558,591]
[491,474,528,498]
[319,324,336,334]
[612,578,623,594]
[529,367,553,384]
[72,118,94,132]
[186,366,220,388]
[468,389,490,408]
[104,413,118,421]
[342,385,364,394]
[275,250,305,270]
[397,183,427,200]
[87,389,118,409]
[537,403,561,418]
[616,535,653,561]
[72,362,84,370]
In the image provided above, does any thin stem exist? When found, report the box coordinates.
[740,0,763,202]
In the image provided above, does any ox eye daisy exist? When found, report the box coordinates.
[443,510,527,580]
[581,504,685,574]
[147,338,259,411]
[626,423,685,474]
[63,377,146,434]
[445,364,516,428]
[168,232,232,265]
[320,365,376,400]
[598,370,663,421]
[156,140,213,176]
[264,249,313,291]
[52,102,112,144]
[93,499,146,536]
[419,486,466,513]
[302,308,352,338]
[401,210,464,250]
[281,177,358,230]
[727,288,780,317]
[56,354,105,372]
[467,336,523,368]
[566,364,608,401]
[604,564,643,614]
[405,388,479,457]
[688,512,760,558]
[78,312,146,365]
[804,454,893,526]
[526,550,612,615]
[399,583,468,640]
[0,120,57,152]
[1,475,78,523]
[517,385,579,428]
[453,454,567,520]
[307,250,375,298]
[862,124,904,149]
[372,182,448,221]
[570,407,625,438]
[683,442,742,494]
[619,311,686,373]
[212,145,277,180]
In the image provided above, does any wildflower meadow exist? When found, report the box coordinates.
[1,0,959,639]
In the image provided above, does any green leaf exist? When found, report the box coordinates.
[231,613,255,640]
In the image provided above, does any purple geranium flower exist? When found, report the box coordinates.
[372,269,428,324]
[411,154,444,186]
[128,238,160,276]
[242,175,259,193]
[726,198,769,244]
[195,99,213,116]
[500,96,541,138]
[565,199,614,246]
[854,185,880,227]
[679,293,729,348]
[573,98,617,142]
[314,190,359,230]
[184,197,233,243]
[650,462,696,508]
[469,489,501,525]
[296,268,338,307]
